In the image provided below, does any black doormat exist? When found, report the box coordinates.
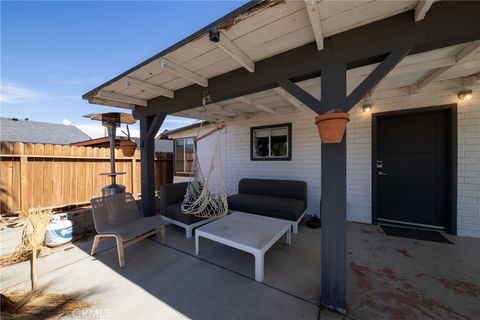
[381,225,453,244]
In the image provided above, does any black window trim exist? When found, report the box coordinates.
[174,136,196,176]
[250,123,292,161]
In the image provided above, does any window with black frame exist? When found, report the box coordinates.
[251,123,292,160]
[174,137,195,175]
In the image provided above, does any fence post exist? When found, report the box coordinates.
[131,157,136,197]
[19,156,28,217]
[14,142,28,217]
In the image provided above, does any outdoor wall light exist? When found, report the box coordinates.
[458,89,473,101]
[362,103,373,112]
[209,28,220,43]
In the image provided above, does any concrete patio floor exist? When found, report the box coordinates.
[1,222,479,319]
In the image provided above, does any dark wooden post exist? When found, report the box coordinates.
[278,51,408,311]
[320,62,347,312]
[139,113,166,216]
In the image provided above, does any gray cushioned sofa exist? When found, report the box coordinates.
[159,182,216,238]
[227,178,307,233]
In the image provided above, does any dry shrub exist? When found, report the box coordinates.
[21,208,53,252]
[0,209,52,267]
[1,210,93,319]
[1,291,89,320]
[0,251,30,267]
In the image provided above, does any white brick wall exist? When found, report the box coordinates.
[224,110,322,217]
[347,81,480,237]
[169,81,479,237]
[170,110,322,217]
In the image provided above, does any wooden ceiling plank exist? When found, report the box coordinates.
[206,104,224,112]
[159,58,208,87]
[304,0,324,50]
[185,109,224,122]
[125,77,174,98]
[235,96,276,114]
[193,106,240,121]
[455,40,480,63]
[412,41,480,92]
[274,87,304,111]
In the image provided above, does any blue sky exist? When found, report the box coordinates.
[1,1,246,138]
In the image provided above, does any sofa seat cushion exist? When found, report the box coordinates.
[165,203,206,225]
[228,193,305,221]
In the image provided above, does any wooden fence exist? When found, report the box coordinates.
[0,142,173,215]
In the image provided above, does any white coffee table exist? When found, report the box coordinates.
[195,212,291,282]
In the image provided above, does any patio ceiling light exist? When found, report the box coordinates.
[362,103,373,112]
[458,89,473,101]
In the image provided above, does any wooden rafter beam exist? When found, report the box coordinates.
[88,97,135,110]
[389,56,456,77]
[455,40,480,63]
[461,73,480,86]
[273,87,304,111]
[415,0,435,22]
[136,1,480,116]
[214,30,255,73]
[97,91,147,107]
[125,77,174,98]
[415,66,450,91]
[159,58,208,87]
[412,40,480,92]
[235,96,276,114]
[304,0,324,50]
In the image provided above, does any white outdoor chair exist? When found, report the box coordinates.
[90,193,166,267]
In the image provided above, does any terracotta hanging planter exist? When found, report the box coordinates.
[120,140,137,157]
[119,124,137,156]
[315,111,349,143]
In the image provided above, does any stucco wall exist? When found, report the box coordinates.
[169,80,479,237]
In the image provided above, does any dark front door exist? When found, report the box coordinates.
[375,109,450,228]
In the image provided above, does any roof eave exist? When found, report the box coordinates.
[82,0,264,101]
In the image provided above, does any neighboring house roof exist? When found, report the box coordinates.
[157,121,208,139]
[71,137,112,147]
[0,117,90,145]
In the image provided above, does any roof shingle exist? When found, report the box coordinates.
[0,117,90,145]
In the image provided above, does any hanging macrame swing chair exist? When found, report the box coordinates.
[181,121,228,218]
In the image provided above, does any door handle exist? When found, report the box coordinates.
[378,171,388,176]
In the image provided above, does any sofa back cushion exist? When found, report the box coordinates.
[159,182,189,214]
[238,178,307,206]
